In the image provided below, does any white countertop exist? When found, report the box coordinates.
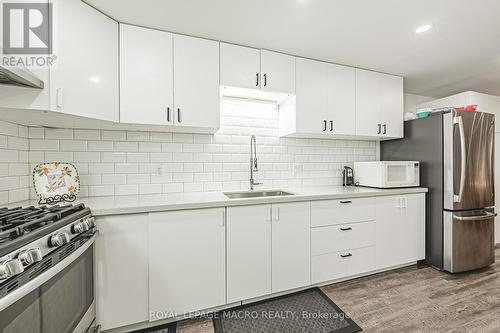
[11,186,428,216]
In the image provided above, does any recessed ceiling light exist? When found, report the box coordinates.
[416,24,432,34]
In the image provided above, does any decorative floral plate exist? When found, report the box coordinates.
[33,162,80,205]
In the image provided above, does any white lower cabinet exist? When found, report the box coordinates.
[95,214,149,331]
[148,208,226,321]
[375,194,426,269]
[226,205,272,303]
[312,247,376,284]
[271,202,311,293]
[227,202,310,302]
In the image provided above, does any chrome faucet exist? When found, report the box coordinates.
[250,135,262,190]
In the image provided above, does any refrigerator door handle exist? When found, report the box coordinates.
[454,116,466,203]
[454,211,497,221]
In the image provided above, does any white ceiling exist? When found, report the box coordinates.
[85,0,500,98]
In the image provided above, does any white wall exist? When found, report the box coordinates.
[404,93,434,114]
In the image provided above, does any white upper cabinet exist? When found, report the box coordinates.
[50,0,119,122]
[260,50,296,94]
[355,69,404,139]
[173,34,220,129]
[120,24,173,125]
[220,45,295,94]
[327,64,356,135]
[294,57,329,134]
[280,58,355,137]
[220,43,260,89]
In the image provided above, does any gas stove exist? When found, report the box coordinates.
[0,203,94,282]
[0,203,98,333]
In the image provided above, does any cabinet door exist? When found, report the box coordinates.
[149,208,226,320]
[227,205,272,303]
[375,194,425,269]
[50,0,119,121]
[295,58,328,134]
[220,43,260,89]
[120,24,173,125]
[95,214,149,331]
[173,34,220,129]
[260,50,295,94]
[271,202,310,293]
[355,69,403,138]
[328,64,356,135]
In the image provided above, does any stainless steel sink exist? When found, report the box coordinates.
[224,190,295,199]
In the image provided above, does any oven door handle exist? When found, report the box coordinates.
[0,234,96,312]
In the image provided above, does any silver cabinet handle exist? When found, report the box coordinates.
[323,120,327,131]
[256,73,259,86]
[166,107,171,122]
[329,120,333,132]
[383,124,387,134]
[263,73,267,87]
[340,200,352,204]
[177,108,181,123]
[454,212,497,221]
[377,124,381,134]
[340,253,352,258]
[454,116,466,203]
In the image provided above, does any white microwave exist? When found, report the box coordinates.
[353,161,420,188]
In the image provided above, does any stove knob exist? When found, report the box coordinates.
[0,259,24,279]
[72,221,89,234]
[86,217,96,228]
[18,248,43,266]
[49,232,70,247]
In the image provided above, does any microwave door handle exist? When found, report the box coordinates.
[454,116,466,203]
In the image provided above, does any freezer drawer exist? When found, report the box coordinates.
[443,210,496,273]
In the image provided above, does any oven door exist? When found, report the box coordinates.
[0,235,96,333]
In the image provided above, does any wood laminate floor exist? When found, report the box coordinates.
[173,248,500,333]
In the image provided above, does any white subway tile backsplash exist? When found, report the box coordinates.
[139,142,161,152]
[115,184,139,195]
[0,99,376,203]
[101,130,126,141]
[89,163,115,174]
[150,132,172,142]
[74,129,100,140]
[74,152,100,163]
[45,152,74,162]
[115,163,139,174]
[88,141,113,152]
[0,135,7,149]
[114,141,138,152]
[60,140,87,152]
[28,127,45,139]
[101,152,126,163]
[45,128,73,140]
[30,139,59,151]
[88,185,115,197]
[126,153,149,163]
[101,174,127,185]
[0,121,18,136]
[139,183,162,194]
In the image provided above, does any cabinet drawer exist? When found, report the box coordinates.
[311,221,375,255]
[312,246,375,284]
[311,197,375,227]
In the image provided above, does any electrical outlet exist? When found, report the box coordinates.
[293,164,303,175]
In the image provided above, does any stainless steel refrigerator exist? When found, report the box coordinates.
[381,109,495,273]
